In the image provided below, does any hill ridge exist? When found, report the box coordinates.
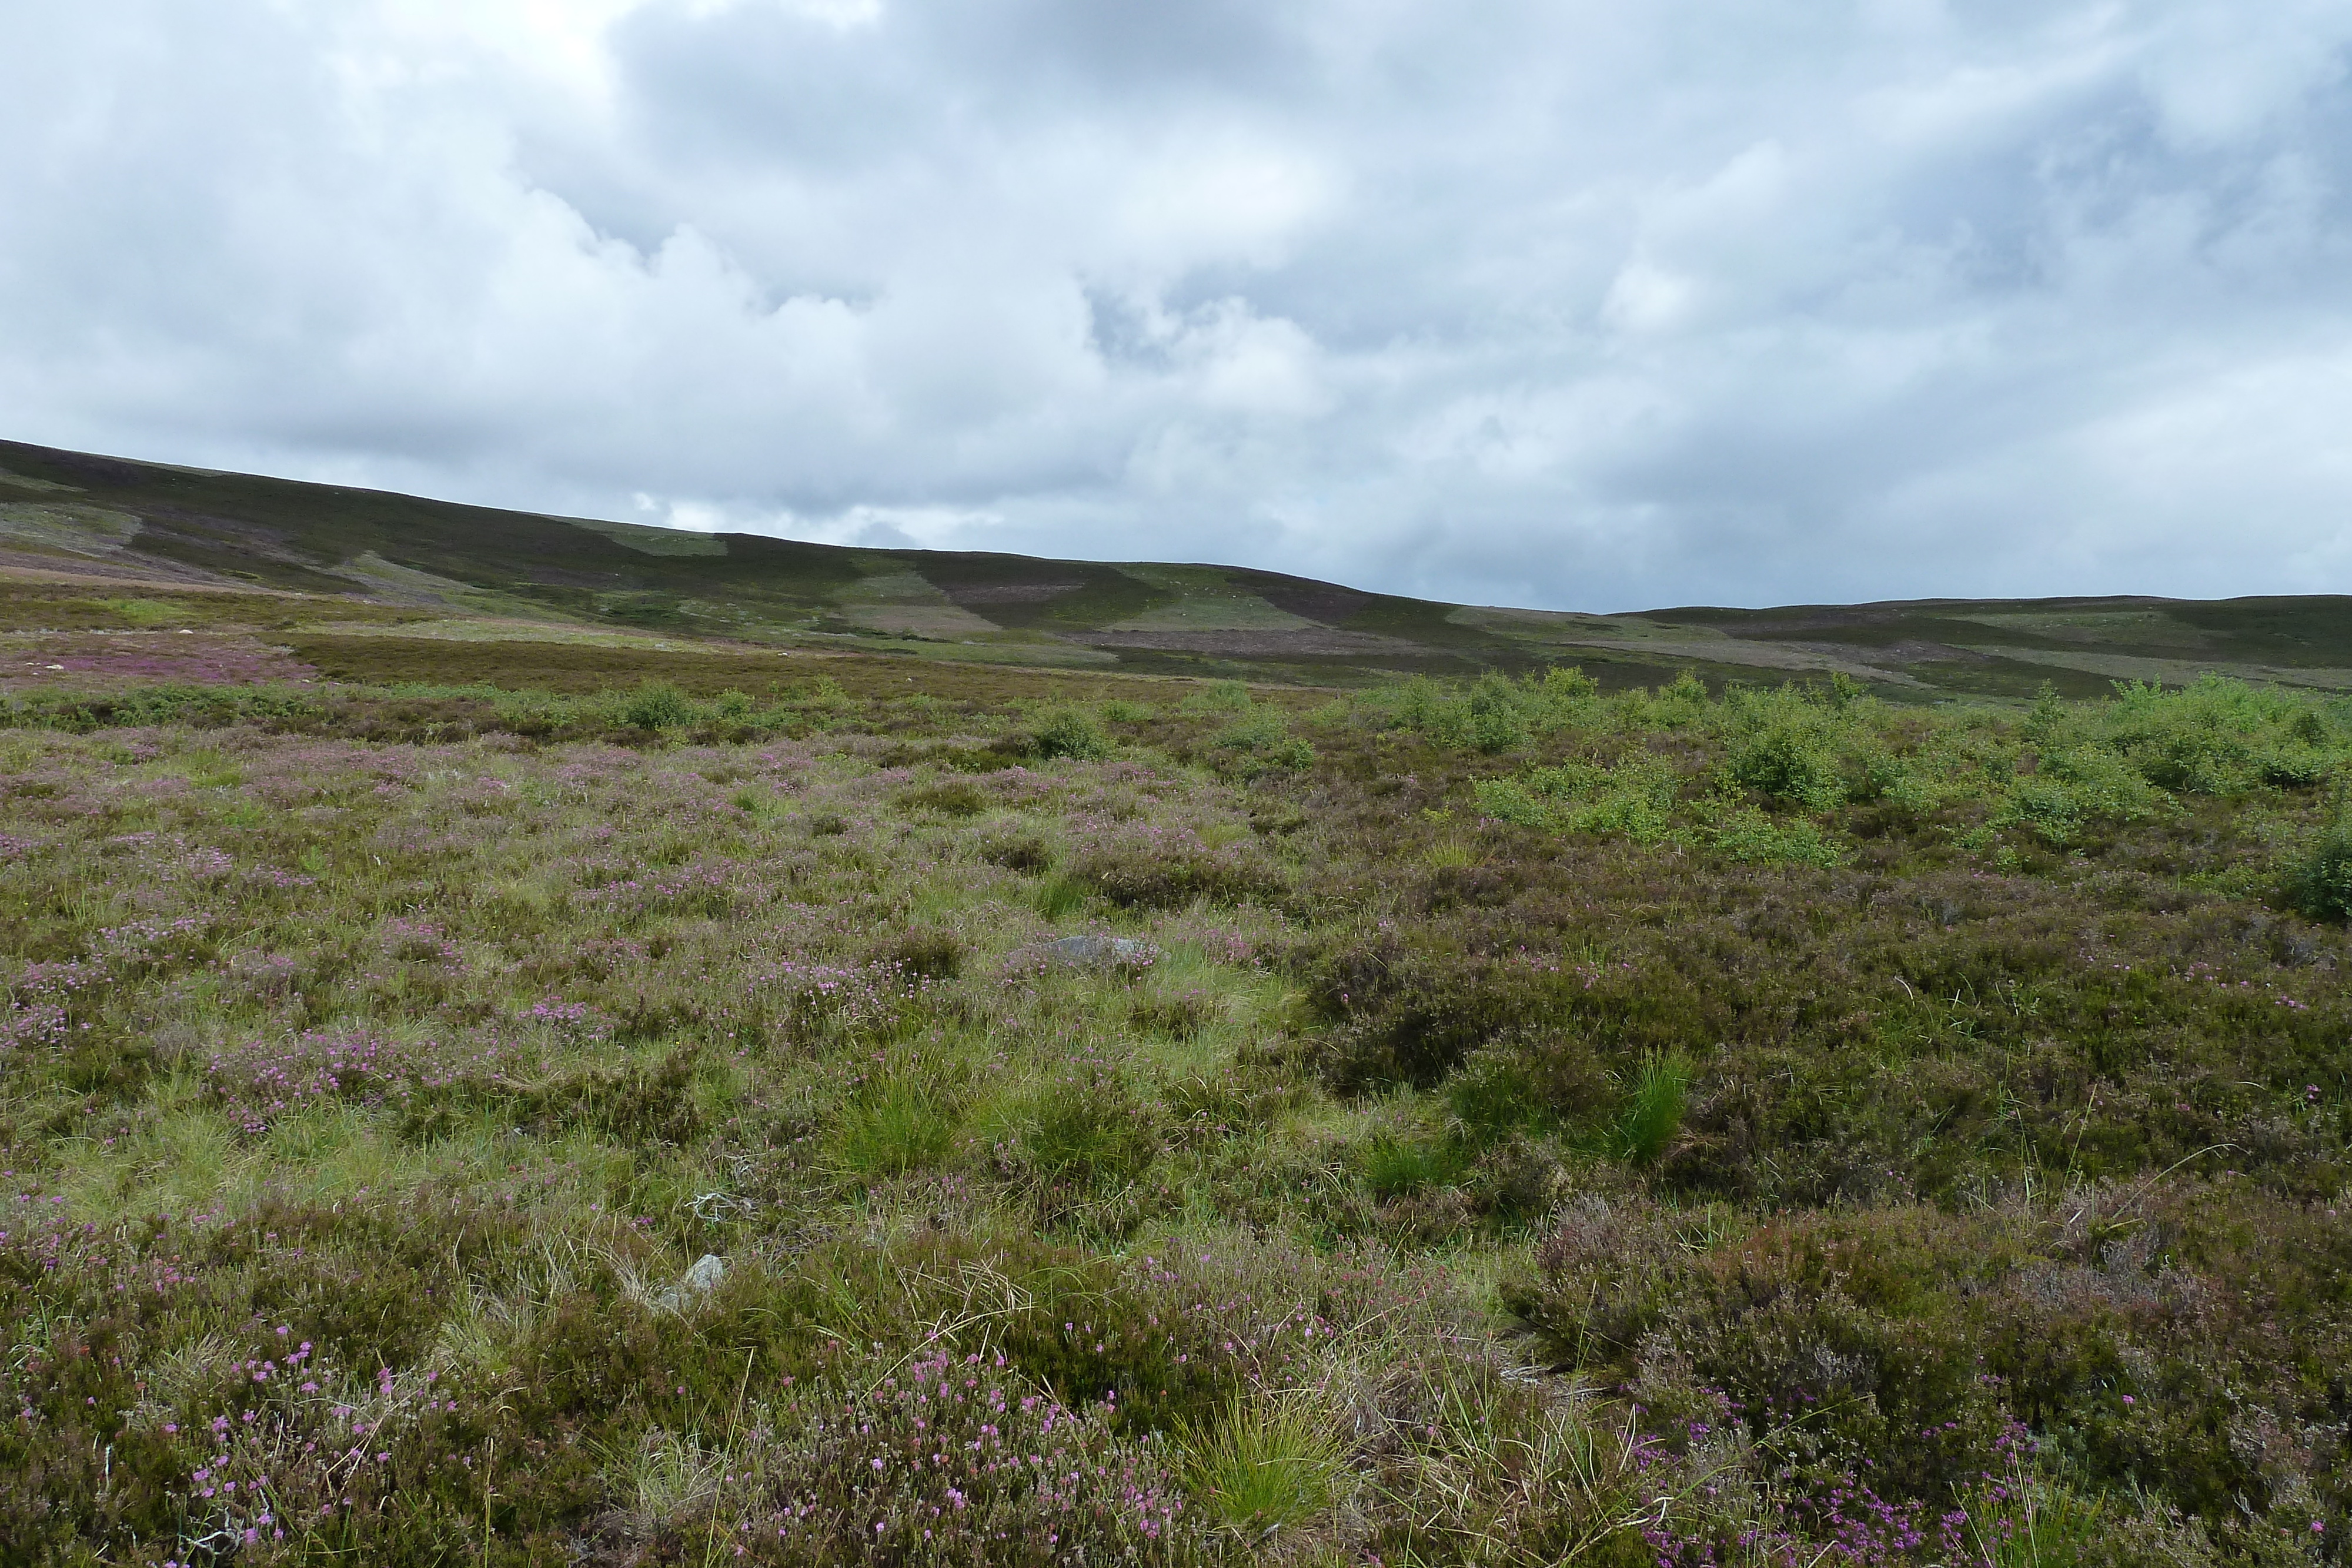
[5,437,2350,699]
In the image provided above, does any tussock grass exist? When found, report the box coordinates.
[1181,1393,1346,1536]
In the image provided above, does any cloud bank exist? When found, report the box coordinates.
[3,0,2350,610]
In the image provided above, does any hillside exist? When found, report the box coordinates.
[6,437,2351,700]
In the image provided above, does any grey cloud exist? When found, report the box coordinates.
[2,0,2351,610]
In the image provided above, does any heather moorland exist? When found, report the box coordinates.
[2,589,2350,1567]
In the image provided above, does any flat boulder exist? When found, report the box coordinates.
[1044,934,1157,968]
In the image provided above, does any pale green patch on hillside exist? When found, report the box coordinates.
[836,569,1018,640]
[1952,608,2210,647]
[1107,565,1315,631]
[333,550,572,620]
[1969,643,2352,691]
[562,516,730,556]
[0,502,143,556]
[0,466,85,494]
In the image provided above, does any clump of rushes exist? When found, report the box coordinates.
[1614,1051,1690,1165]
[1035,871,1092,920]
[1179,1394,1344,1538]
[1359,1129,1464,1200]
[831,1084,960,1178]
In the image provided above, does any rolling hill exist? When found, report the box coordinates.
[4,436,2348,700]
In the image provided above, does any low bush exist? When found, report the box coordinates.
[1505,1189,2348,1537]
[897,778,989,816]
[639,1342,1198,1565]
[1028,706,1114,761]
[2284,796,2352,921]
[1726,724,1847,810]
[1065,826,1285,909]
[1207,708,1315,776]
[622,680,697,731]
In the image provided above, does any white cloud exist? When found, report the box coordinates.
[2,0,2350,610]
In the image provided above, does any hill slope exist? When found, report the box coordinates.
[4,437,2348,699]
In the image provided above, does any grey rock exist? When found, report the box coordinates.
[1045,934,1157,967]
[655,1253,728,1312]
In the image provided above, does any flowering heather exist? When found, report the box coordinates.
[0,630,316,689]
[202,1028,510,1135]
[0,667,2347,1564]
[701,1343,1197,1564]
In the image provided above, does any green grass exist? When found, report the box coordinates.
[1180,1395,1346,1534]
[1613,1052,1691,1165]
[831,1084,961,1177]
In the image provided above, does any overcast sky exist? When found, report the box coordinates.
[4,1,2351,611]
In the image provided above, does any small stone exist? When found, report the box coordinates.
[1045,934,1155,967]
[683,1253,726,1295]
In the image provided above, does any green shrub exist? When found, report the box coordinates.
[623,678,696,730]
[1471,777,1552,828]
[2258,745,2333,788]
[1999,745,2170,844]
[1707,805,1842,867]
[2068,675,2352,799]
[1726,726,1847,810]
[1262,736,1316,770]
[1465,671,1532,753]
[1482,753,1683,843]
[1180,679,1255,714]
[1030,704,1114,760]
[1210,709,1315,774]
[1378,668,1599,753]
[2284,818,2352,922]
